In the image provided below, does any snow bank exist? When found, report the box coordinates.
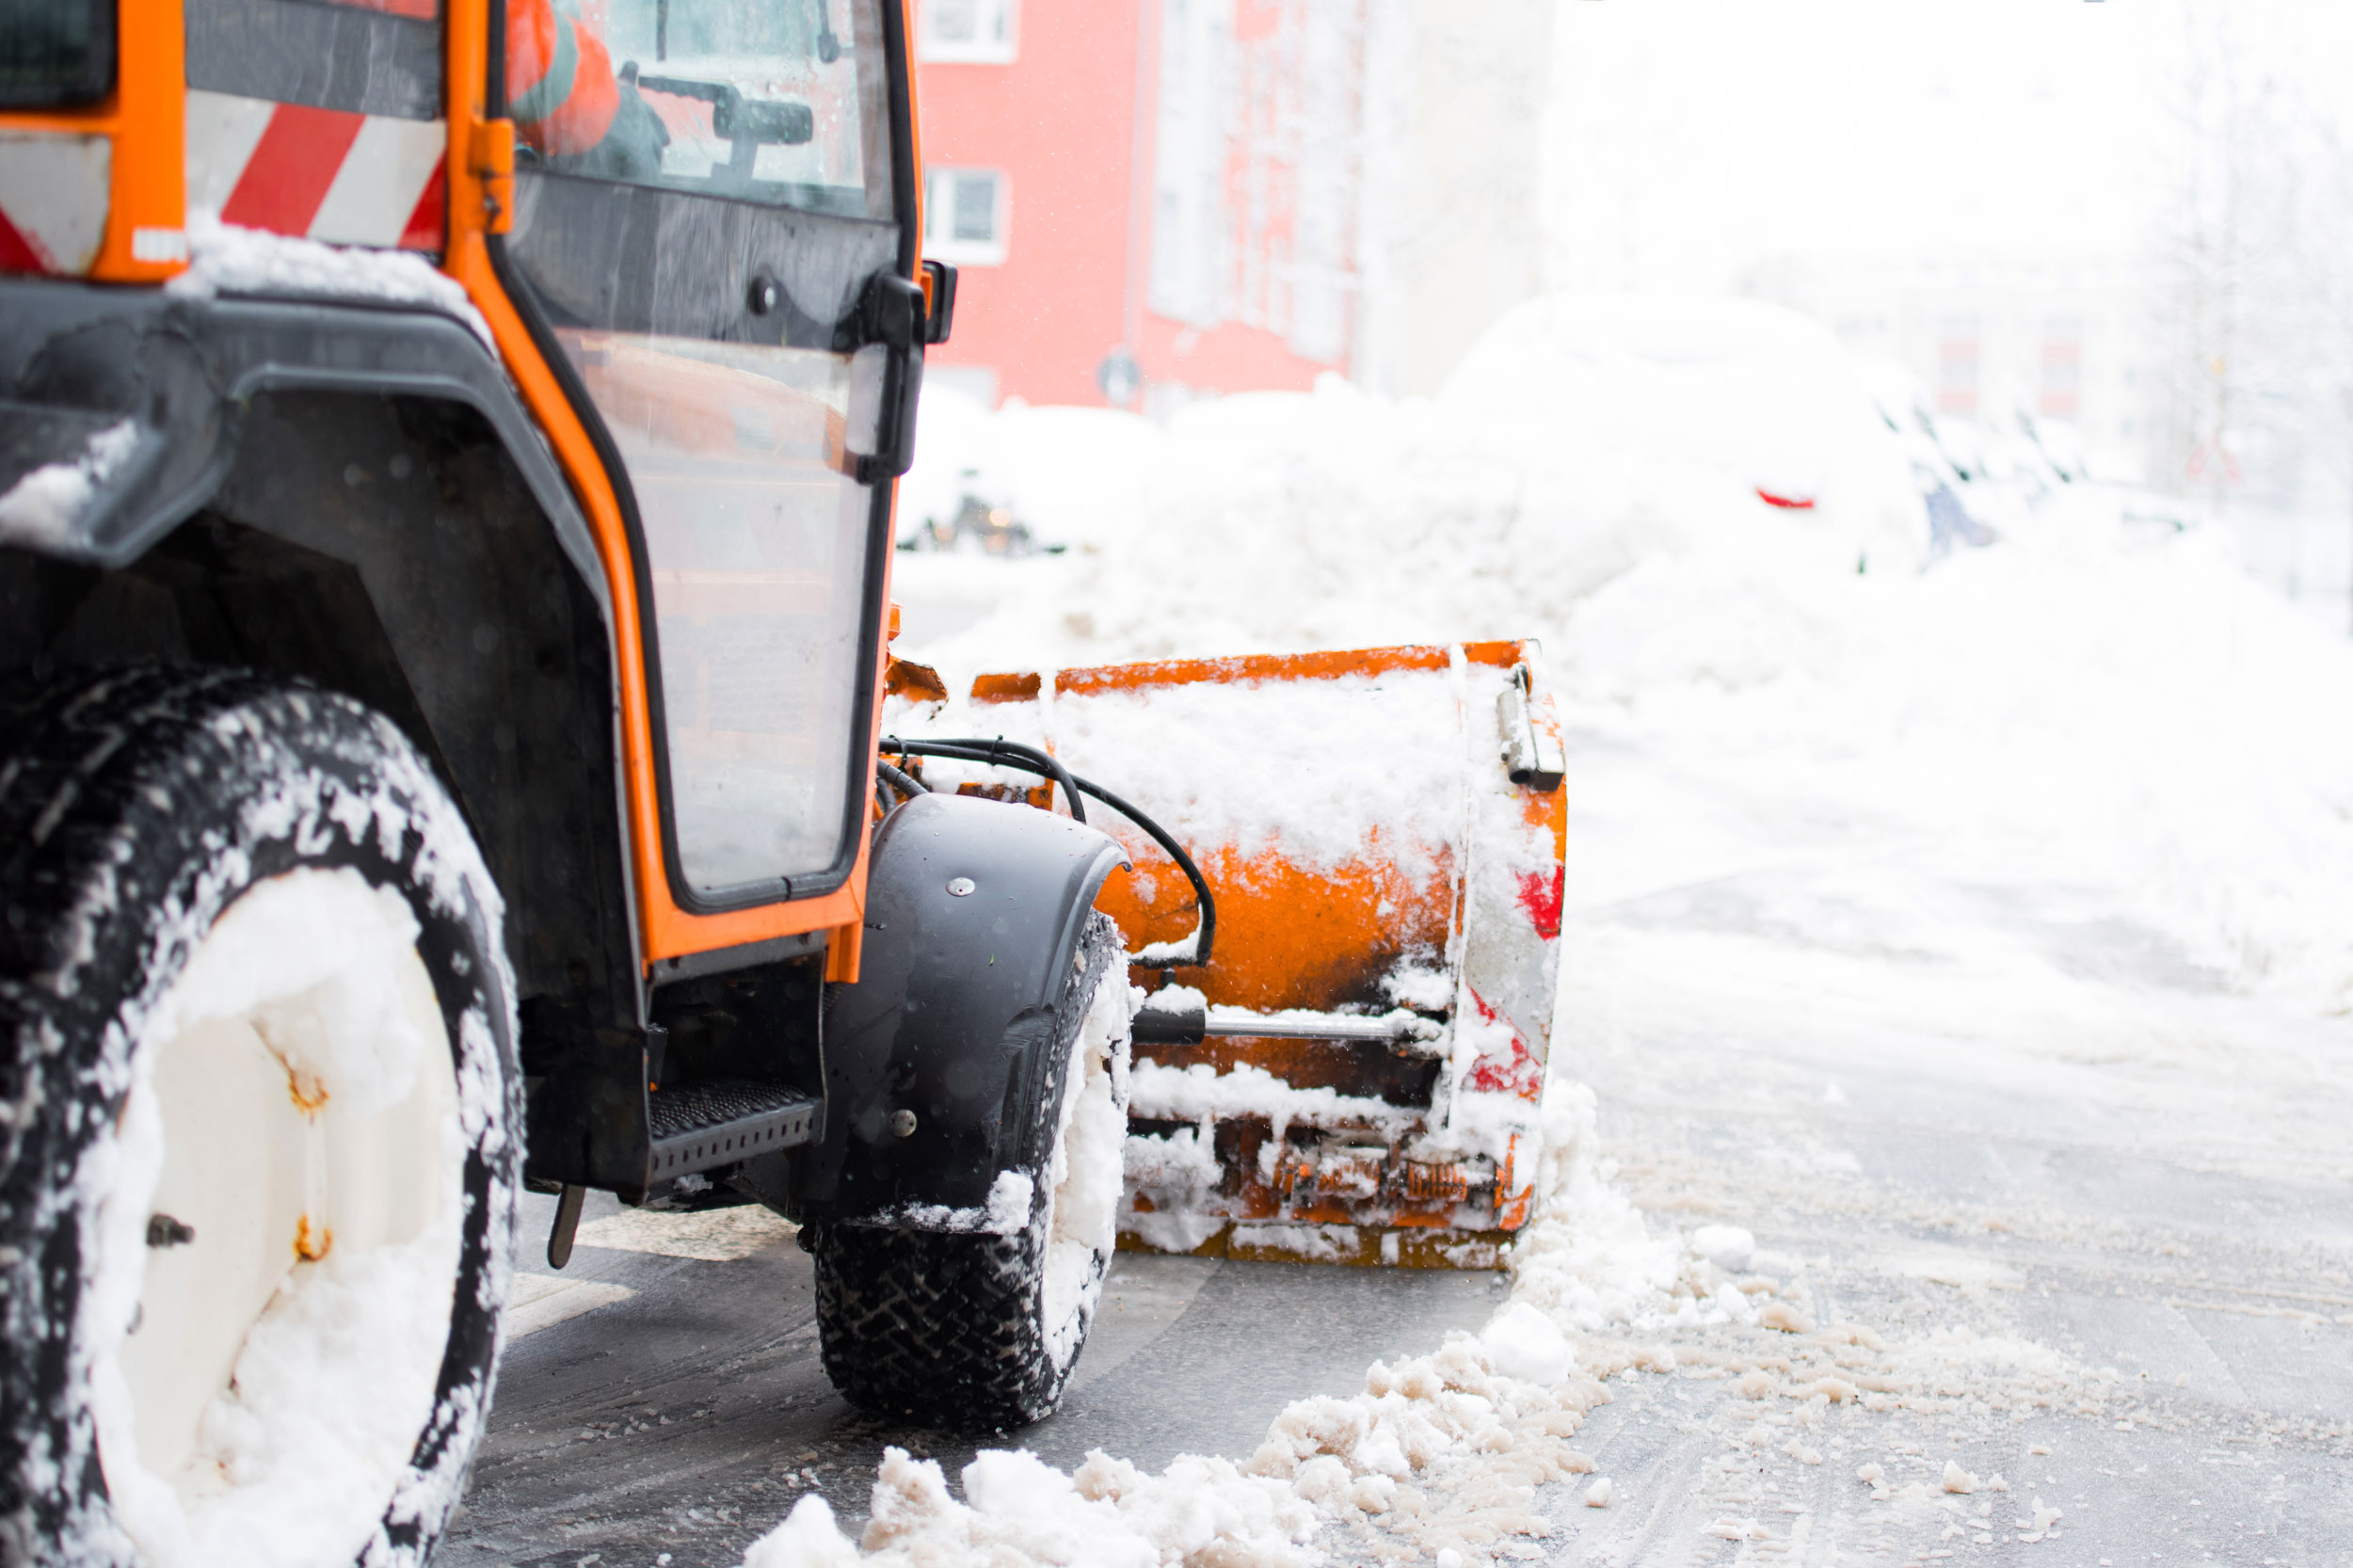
[897,305,2353,1015]
[900,385,1164,552]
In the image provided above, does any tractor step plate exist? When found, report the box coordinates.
[647,1079,821,1182]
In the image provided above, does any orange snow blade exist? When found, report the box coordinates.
[956,641,1568,1269]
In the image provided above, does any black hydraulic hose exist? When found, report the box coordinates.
[876,736,1216,968]
[1064,773,1217,970]
[878,736,1085,824]
[875,758,929,800]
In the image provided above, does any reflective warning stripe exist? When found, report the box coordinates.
[0,131,113,276]
[185,89,446,252]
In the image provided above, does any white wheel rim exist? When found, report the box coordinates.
[86,867,465,1568]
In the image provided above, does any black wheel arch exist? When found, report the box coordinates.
[0,279,643,1044]
[776,792,1129,1224]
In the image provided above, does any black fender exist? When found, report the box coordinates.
[0,278,602,595]
[789,792,1127,1223]
[0,279,647,1064]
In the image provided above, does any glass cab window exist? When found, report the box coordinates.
[511,0,888,220]
[503,0,902,908]
[565,331,872,897]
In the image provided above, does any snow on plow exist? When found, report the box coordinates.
[888,641,1567,1269]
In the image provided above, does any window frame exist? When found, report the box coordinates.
[917,0,1018,64]
[922,166,1008,265]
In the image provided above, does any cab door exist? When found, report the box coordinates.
[492,0,917,923]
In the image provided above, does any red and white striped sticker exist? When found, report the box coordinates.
[185,89,445,251]
[0,131,113,275]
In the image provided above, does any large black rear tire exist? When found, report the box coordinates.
[0,668,521,1567]
[810,912,1131,1431]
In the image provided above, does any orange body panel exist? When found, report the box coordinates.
[7,0,188,283]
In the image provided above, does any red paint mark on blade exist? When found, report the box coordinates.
[1517,865,1563,940]
[1756,488,1816,510]
[1461,987,1544,1099]
[398,162,446,252]
[0,204,52,274]
[220,102,366,237]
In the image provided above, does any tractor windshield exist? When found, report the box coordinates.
[517,0,887,220]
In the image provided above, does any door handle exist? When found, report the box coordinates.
[845,271,926,484]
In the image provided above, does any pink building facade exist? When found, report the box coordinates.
[913,0,1366,410]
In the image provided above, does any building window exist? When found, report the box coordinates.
[920,0,1017,63]
[924,168,1008,265]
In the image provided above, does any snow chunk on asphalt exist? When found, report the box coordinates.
[741,1445,1314,1566]
[1691,1224,1755,1272]
[1583,1477,1613,1508]
[1943,1461,1979,1494]
[744,1496,859,1567]
[1481,1302,1573,1385]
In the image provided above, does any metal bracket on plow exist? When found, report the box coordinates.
[1497,664,1567,791]
[1130,1000,1443,1048]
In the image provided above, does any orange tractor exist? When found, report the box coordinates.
[0,1,1566,1561]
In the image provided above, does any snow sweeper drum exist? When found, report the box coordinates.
[947,642,1568,1269]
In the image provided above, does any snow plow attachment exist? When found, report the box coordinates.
[892,641,1567,1269]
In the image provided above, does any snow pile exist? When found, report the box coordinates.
[901,389,1165,552]
[1499,1082,1684,1337]
[746,1444,1316,1567]
[168,210,493,346]
[900,302,2353,1017]
[744,1332,1617,1568]
[0,418,139,548]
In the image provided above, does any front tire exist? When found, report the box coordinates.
[811,911,1132,1431]
[0,669,522,1567]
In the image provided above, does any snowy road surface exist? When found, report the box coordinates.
[441,996,2353,1567]
[437,1200,1501,1565]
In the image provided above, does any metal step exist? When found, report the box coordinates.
[647,1079,821,1182]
